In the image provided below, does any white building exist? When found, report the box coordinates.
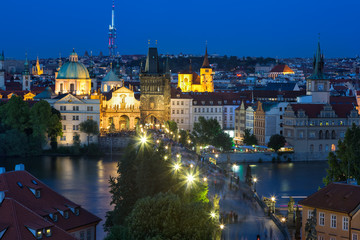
[46,94,100,146]
[170,90,193,131]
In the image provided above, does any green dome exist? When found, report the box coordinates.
[57,61,90,79]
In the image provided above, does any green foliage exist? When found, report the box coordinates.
[0,97,62,156]
[324,124,360,185]
[268,134,286,152]
[192,116,233,151]
[178,129,188,146]
[165,120,178,133]
[243,129,258,146]
[117,193,216,240]
[80,119,99,146]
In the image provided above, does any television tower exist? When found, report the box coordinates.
[108,0,117,58]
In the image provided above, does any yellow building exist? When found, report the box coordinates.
[178,47,214,92]
[32,56,43,76]
[55,49,91,95]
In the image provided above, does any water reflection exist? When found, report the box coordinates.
[0,157,328,239]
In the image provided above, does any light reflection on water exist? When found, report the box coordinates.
[0,157,328,239]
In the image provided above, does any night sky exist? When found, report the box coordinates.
[1,0,359,59]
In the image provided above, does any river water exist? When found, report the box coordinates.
[0,156,328,239]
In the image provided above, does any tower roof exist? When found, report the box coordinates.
[144,47,159,74]
[308,40,326,80]
[201,46,210,68]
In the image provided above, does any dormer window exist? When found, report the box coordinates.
[32,180,38,185]
[35,190,41,198]
[36,230,42,239]
[201,101,205,105]
[53,214,58,222]
[17,182,23,188]
[45,228,52,237]
[64,211,69,219]
[75,208,80,216]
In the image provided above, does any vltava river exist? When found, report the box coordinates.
[0,156,328,239]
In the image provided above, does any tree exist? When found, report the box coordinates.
[324,124,360,185]
[305,208,317,240]
[80,119,99,146]
[243,129,258,146]
[165,120,178,134]
[109,193,216,240]
[0,95,30,132]
[268,134,286,152]
[192,117,233,151]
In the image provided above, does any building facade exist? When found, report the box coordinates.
[300,183,360,240]
[46,94,100,146]
[170,89,193,131]
[139,47,171,127]
[100,86,140,132]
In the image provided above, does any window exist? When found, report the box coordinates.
[318,236,324,240]
[224,108,227,113]
[73,125,79,130]
[319,144,323,152]
[53,214,58,222]
[73,106,79,111]
[35,190,41,198]
[308,210,313,219]
[331,214,337,228]
[353,234,358,240]
[181,110,184,114]
[330,238,336,240]
[64,211,69,219]
[207,108,209,113]
[63,125,66,130]
[60,106,66,111]
[177,110,179,114]
[343,216,349,231]
[45,228,51,237]
[36,229,43,239]
[80,231,85,240]
[172,110,175,114]
[87,116,93,120]
[177,101,179,105]
[75,208,80,216]
[194,108,197,113]
[87,106,93,111]
[61,115,66,120]
[181,119,184,123]
[319,212,325,226]
[73,116,79,121]
[181,101,184,105]
[61,136,66,141]
[172,101,174,105]
[86,229,91,240]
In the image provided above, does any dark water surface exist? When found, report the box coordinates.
[0,156,328,239]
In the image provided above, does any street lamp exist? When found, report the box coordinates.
[210,211,216,219]
[140,135,147,144]
[220,224,224,230]
[203,177,208,182]
[253,177,257,192]
[271,196,276,213]
[164,155,168,160]
[190,163,194,168]
[215,154,219,158]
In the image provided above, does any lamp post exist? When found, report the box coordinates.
[253,177,257,192]
[271,196,276,214]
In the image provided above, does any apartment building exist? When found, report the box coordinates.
[300,183,360,240]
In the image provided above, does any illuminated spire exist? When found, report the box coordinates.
[202,42,210,68]
[108,0,117,57]
[309,35,325,80]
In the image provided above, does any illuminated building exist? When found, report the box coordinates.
[100,86,140,131]
[177,46,214,93]
[31,56,44,76]
[139,47,171,127]
[55,49,92,95]
[268,64,294,79]
[101,67,123,93]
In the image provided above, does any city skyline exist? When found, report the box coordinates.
[1,0,359,59]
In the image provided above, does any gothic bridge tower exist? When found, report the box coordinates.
[140,47,171,127]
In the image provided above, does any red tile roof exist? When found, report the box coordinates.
[299,183,360,214]
[0,170,101,232]
[0,197,77,240]
[290,103,357,118]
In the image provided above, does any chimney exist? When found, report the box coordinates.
[0,167,5,174]
[0,191,4,204]
[15,164,25,171]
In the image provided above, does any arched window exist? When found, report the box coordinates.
[310,144,314,153]
[60,83,63,92]
[331,130,336,139]
[325,144,329,152]
[331,144,336,151]
[319,130,323,139]
[70,84,75,93]
[319,144,323,152]
[325,130,330,139]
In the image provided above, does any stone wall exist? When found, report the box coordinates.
[99,136,132,153]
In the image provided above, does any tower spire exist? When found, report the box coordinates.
[309,36,325,79]
[202,42,210,68]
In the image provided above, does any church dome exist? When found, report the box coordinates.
[56,50,90,79]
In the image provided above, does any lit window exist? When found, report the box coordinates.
[45,228,52,237]
[36,230,42,239]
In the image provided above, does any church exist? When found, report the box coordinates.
[177,47,214,93]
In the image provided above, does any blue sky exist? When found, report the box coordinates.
[1,0,359,59]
